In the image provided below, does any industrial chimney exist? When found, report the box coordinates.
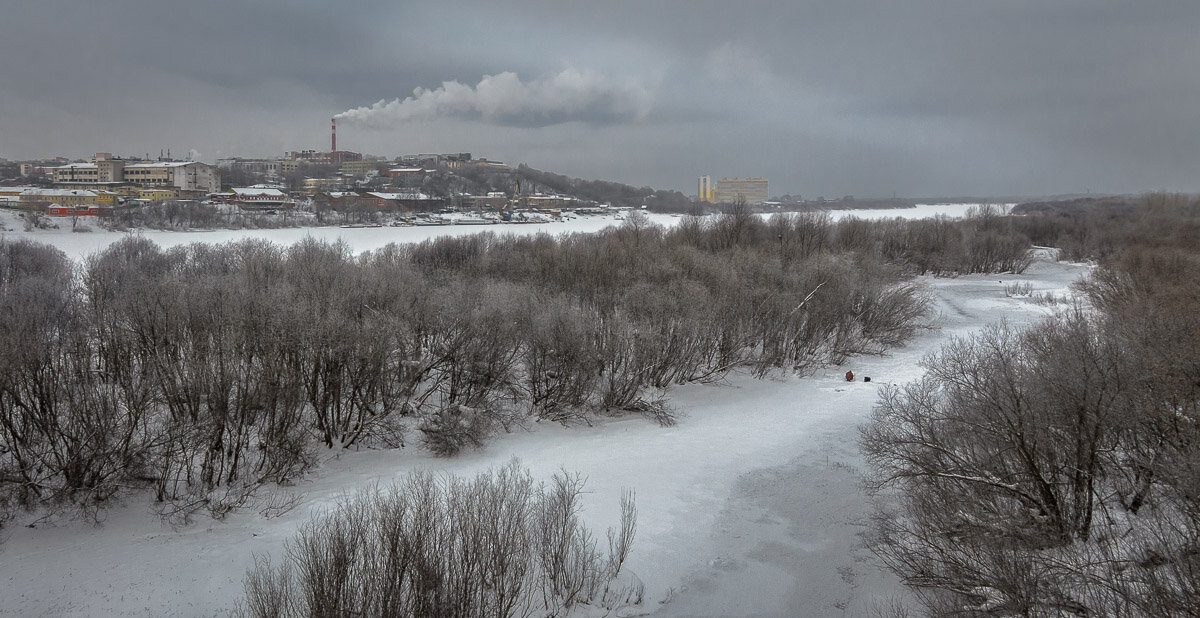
[331,118,337,159]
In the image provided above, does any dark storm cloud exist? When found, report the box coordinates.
[2,1,1198,197]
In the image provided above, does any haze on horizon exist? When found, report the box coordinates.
[2,1,1198,198]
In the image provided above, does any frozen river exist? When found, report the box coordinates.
[0,202,995,261]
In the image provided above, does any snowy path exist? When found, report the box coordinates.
[650,265,1083,616]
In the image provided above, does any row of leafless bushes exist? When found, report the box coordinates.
[660,204,1033,276]
[235,462,640,618]
[865,203,1034,275]
[862,194,1200,616]
[0,207,1030,522]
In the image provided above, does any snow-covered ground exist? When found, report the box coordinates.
[0,204,1088,616]
[822,202,1012,222]
[0,202,988,262]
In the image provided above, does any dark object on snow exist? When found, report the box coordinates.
[845,371,855,382]
[863,376,871,383]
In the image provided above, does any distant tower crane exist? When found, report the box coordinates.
[508,180,523,210]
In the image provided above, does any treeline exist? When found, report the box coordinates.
[863,193,1200,616]
[1010,192,1200,262]
[0,209,1034,521]
[103,201,310,231]
[513,164,659,209]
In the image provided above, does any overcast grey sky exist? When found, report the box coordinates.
[2,1,1198,197]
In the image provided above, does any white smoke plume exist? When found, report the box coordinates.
[335,68,654,128]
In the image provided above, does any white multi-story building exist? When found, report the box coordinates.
[51,155,221,194]
[122,162,221,193]
[715,177,769,205]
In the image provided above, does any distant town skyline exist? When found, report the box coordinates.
[3,2,1199,198]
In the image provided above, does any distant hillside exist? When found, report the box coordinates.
[514,164,693,211]
[430,162,691,211]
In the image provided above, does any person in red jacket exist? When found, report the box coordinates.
[845,370,855,382]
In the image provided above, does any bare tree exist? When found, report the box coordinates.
[234,462,640,618]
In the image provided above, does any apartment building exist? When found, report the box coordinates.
[698,175,714,202]
[715,177,769,205]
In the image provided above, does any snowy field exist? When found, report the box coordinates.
[0,203,1088,616]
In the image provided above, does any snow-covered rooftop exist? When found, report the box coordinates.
[21,188,100,197]
[365,191,433,200]
[126,161,202,169]
[230,187,286,197]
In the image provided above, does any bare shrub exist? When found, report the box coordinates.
[536,471,602,611]
[520,293,602,420]
[619,394,677,427]
[418,405,494,457]
[234,461,640,617]
[1004,281,1033,297]
[1031,291,1066,305]
[236,555,296,618]
[0,239,143,511]
[863,298,1200,615]
[606,489,637,576]
[854,281,933,350]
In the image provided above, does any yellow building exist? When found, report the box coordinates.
[698,175,714,202]
[56,182,139,196]
[0,186,38,207]
[137,187,177,201]
[20,189,117,207]
[304,178,342,193]
[339,160,377,177]
[52,158,125,183]
[0,186,34,199]
[52,160,126,183]
[53,163,101,183]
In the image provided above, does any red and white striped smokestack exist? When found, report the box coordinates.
[331,118,337,154]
